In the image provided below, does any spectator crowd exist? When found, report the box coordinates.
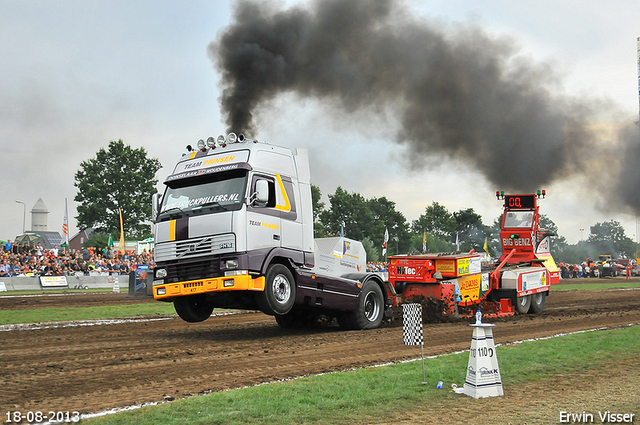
[1,239,154,277]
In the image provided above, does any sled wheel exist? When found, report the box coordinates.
[528,292,546,314]
[515,294,531,314]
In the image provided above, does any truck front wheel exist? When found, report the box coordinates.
[338,281,384,330]
[174,294,215,322]
[256,264,296,316]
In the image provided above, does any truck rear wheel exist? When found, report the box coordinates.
[338,281,384,330]
[528,292,546,314]
[174,294,214,322]
[256,264,296,316]
[275,308,318,329]
[515,294,531,314]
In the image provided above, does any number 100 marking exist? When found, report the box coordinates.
[471,347,494,357]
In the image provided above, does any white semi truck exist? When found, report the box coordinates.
[152,132,388,330]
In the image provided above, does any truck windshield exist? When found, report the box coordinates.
[503,210,534,228]
[160,170,247,216]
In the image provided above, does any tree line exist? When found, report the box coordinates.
[312,185,638,264]
[73,140,637,263]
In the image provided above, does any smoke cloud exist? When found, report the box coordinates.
[208,0,640,211]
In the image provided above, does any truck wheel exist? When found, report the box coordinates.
[256,264,296,316]
[515,295,531,314]
[275,308,318,329]
[338,281,384,330]
[174,294,214,322]
[528,292,546,314]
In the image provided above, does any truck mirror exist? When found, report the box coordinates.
[151,193,161,221]
[252,179,270,206]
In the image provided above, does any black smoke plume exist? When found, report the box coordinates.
[209,0,640,211]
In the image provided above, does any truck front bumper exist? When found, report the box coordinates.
[153,274,266,300]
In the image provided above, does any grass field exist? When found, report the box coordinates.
[0,303,176,325]
[82,325,640,424]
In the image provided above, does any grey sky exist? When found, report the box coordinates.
[2,0,639,245]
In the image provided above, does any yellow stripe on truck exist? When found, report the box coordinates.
[169,219,176,242]
[274,173,291,212]
[153,275,266,300]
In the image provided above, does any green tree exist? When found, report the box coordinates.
[587,220,636,258]
[555,242,597,264]
[452,208,489,252]
[409,232,454,254]
[318,188,410,256]
[367,196,411,256]
[74,140,161,238]
[490,216,503,257]
[319,187,374,242]
[361,237,379,262]
[311,183,326,238]
[411,202,456,239]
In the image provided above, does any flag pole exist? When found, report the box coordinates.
[62,198,69,248]
[118,207,125,254]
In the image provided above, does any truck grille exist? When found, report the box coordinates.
[166,258,220,283]
[155,234,235,262]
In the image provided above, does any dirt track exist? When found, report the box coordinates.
[1,279,640,417]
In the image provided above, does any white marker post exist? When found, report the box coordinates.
[110,275,120,293]
[463,310,504,398]
[402,303,427,385]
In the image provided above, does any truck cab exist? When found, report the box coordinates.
[152,133,387,330]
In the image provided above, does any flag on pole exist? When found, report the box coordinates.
[118,207,125,254]
[483,237,489,255]
[62,198,69,246]
[382,227,389,256]
[455,232,460,251]
[108,234,114,249]
[422,231,427,253]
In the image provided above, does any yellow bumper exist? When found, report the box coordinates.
[153,274,266,300]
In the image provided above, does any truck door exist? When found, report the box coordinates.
[276,175,302,251]
[246,174,281,252]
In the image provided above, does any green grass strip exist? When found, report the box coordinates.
[0,303,176,325]
[85,325,640,425]
[552,281,640,291]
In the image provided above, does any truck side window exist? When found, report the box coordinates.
[251,176,276,208]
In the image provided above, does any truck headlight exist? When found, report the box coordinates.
[225,259,239,269]
[156,268,167,279]
[157,287,166,295]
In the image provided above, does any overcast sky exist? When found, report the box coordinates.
[2,0,639,246]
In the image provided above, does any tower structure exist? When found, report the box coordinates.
[30,198,49,232]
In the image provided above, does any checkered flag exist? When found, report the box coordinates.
[402,303,423,346]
